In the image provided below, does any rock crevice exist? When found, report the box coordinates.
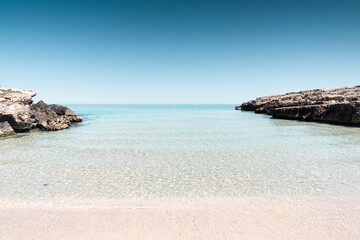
[0,87,83,135]
[236,86,360,126]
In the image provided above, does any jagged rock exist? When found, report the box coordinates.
[0,87,36,104]
[236,86,360,126]
[0,87,83,133]
[49,104,83,122]
[0,121,15,137]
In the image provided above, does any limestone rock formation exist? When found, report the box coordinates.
[236,86,360,126]
[0,87,82,134]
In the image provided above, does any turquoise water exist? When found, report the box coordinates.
[1,105,360,205]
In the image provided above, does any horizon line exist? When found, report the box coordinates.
[60,103,241,105]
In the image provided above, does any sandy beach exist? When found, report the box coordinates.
[1,196,359,240]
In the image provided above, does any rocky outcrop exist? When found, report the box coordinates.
[0,87,82,134]
[0,121,15,137]
[236,86,360,126]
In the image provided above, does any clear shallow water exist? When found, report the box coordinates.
[0,105,360,205]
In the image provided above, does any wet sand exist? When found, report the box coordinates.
[1,196,359,240]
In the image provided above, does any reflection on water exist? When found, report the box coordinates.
[0,105,360,205]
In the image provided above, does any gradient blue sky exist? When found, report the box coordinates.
[0,0,359,104]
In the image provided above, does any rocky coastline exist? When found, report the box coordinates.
[0,87,82,138]
[236,86,360,126]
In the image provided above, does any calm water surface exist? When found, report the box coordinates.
[1,105,360,205]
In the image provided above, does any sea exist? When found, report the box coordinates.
[1,105,360,206]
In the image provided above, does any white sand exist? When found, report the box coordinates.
[0,196,359,240]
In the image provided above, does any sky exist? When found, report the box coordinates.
[0,0,359,104]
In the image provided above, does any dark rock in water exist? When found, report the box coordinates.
[0,121,15,137]
[0,87,83,133]
[30,100,82,131]
[236,86,360,126]
[49,104,82,122]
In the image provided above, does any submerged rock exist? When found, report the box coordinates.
[0,87,82,133]
[0,121,15,137]
[236,86,360,126]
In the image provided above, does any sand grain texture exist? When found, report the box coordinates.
[0,197,359,240]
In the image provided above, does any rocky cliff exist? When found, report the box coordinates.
[0,87,83,136]
[236,86,360,126]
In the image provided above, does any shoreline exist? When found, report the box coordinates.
[1,196,359,240]
[1,194,360,209]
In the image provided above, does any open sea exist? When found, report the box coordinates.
[1,105,360,206]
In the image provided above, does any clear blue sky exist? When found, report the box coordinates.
[0,0,359,104]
